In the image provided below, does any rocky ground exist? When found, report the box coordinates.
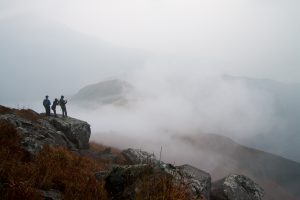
[0,105,264,200]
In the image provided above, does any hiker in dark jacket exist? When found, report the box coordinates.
[43,95,51,116]
[51,98,59,117]
[59,95,68,117]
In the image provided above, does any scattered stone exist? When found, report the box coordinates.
[177,164,211,200]
[211,174,264,200]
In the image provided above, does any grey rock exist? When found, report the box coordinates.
[110,149,212,200]
[49,117,91,149]
[22,136,43,154]
[0,111,91,154]
[105,164,152,200]
[122,148,157,164]
[177,164,211,200]
[122,148,212,199]
[39,189,62,200]
[211,174,264,200]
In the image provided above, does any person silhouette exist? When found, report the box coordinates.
[43,95,51,116]
[59,95,68,117]
[51,98,59,117]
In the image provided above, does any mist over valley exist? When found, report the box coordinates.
[1,1,300,199]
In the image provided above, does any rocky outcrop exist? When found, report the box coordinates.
[105,164,153,200]
[113,148,212,200]
[120,149,265,200]
[49,117,90,149]
[211,174,264,200]
[105,162,212,200]
[122,148,157,164]
[0,106,91,154]
[176,165,211,200]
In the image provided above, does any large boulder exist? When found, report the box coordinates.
[177,164,211,200]
[0,106,91,154]
[49,117,91,149]
[105,163,211,200]
[105,164,153,200]
[210,174,264,200]
[122,148,157,164]
[121,149,211,200]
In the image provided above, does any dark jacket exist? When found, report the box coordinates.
[51,99,59,110]
[59,98,67,108]
[43,99,51,108]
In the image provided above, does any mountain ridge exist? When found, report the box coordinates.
[180,133,300,200]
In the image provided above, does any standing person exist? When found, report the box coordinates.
[59,95,68,117]
[51,98,59,117]
[43,95,51,116]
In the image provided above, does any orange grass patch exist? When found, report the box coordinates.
[0,121,108,199]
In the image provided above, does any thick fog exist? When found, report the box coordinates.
[1,0,300,164]
[67,64,297,163]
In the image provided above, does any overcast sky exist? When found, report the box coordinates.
[0,0,299,83]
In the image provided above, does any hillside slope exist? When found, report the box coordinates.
[224,75,300,162]
[180,134,300,200]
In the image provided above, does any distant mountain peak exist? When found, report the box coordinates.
[72,79,134,107]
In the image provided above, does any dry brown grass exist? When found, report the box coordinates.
[89,141,128,165]
[0,105,44,122]
[15,109,44,122]
[0,120,41,199]
[33,146,108,199]
[0,113,194,200]
[0,105,14,115]
[135,174,190,200]
[134,171,191,200]
[0,120,108,200]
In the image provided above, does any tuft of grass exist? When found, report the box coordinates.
[0,106,14,115]
[15,109,44,122]
[89,141,128,165]
[33,146,108,199]
[134,170,191,200]
[0,120,41,199]
[0,105,44,122]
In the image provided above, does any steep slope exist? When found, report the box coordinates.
[180,134,300,200]
[223,75,300,162]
